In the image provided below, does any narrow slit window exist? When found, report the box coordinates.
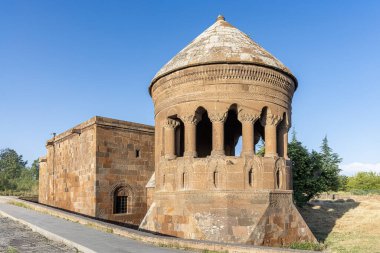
[182,172,186,189]
[213,171,218,188]
[276,170,280,189]
[135,149,140,158]
[248,168,253,187]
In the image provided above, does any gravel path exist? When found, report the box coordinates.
[0,214,78,253]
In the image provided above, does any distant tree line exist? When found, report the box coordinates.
[0,148,39,195]
[338,172,380,195]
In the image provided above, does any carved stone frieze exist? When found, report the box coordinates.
[152,64,296,96]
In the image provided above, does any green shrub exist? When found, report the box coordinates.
[347,172,380,192]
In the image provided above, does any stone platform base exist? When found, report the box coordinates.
[139,190,316,246]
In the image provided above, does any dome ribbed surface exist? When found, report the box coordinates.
[152,17,293,83]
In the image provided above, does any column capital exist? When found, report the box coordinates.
[209,111,227,123]
[179,113,201,125]
[279,121,290,131]
[238,112,260,123]
[163,118,180,129]
[260,113,282,127]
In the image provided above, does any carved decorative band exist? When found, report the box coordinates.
[152,64,296,95]
[269,192,292,208]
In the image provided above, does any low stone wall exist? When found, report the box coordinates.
[5,197,312,253]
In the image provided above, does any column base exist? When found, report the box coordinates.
[184,151,197,158]
[165,154,177,160]
[241,151,254,157]
[211,150,225,156]
[264,152,278,158]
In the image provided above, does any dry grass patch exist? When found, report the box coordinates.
[299,196,380,253]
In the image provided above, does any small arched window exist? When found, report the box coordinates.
[248,168,253,187]
[114,187,129,214]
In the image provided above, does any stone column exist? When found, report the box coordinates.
[209,112,227,156]
[238,112,260,155]
[164,119,179,159]
[261,113,282,157]
[180,114,201,157]
[278,122,290,159]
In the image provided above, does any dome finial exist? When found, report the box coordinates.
[217,15,225,21]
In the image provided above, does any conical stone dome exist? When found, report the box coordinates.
[151,15,296,91]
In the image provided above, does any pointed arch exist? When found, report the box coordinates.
[224,104,242,156]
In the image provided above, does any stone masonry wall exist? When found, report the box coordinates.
[93,117,155,226]
[39,117,97,216]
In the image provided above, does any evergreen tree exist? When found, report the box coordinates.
[288,132,320,205]
[288,133,343,206]
[319,136,342,192]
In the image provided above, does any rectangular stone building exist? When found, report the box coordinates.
[39,116,155,226]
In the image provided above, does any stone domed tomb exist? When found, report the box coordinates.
[140,16,316,246]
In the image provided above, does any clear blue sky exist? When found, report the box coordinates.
[1,1,379,175]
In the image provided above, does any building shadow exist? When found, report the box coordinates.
[298,199,360,242]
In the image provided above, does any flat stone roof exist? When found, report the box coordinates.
[46,116,154,145]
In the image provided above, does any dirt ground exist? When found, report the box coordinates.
[0,214,78,253]
[299,195,380,253]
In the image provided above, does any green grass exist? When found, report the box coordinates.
[289,241,326,251]
[8,201,31,209]
[6,246,18,253]
[0,190,38,197]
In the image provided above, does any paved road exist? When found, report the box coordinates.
[0,202,188,253]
